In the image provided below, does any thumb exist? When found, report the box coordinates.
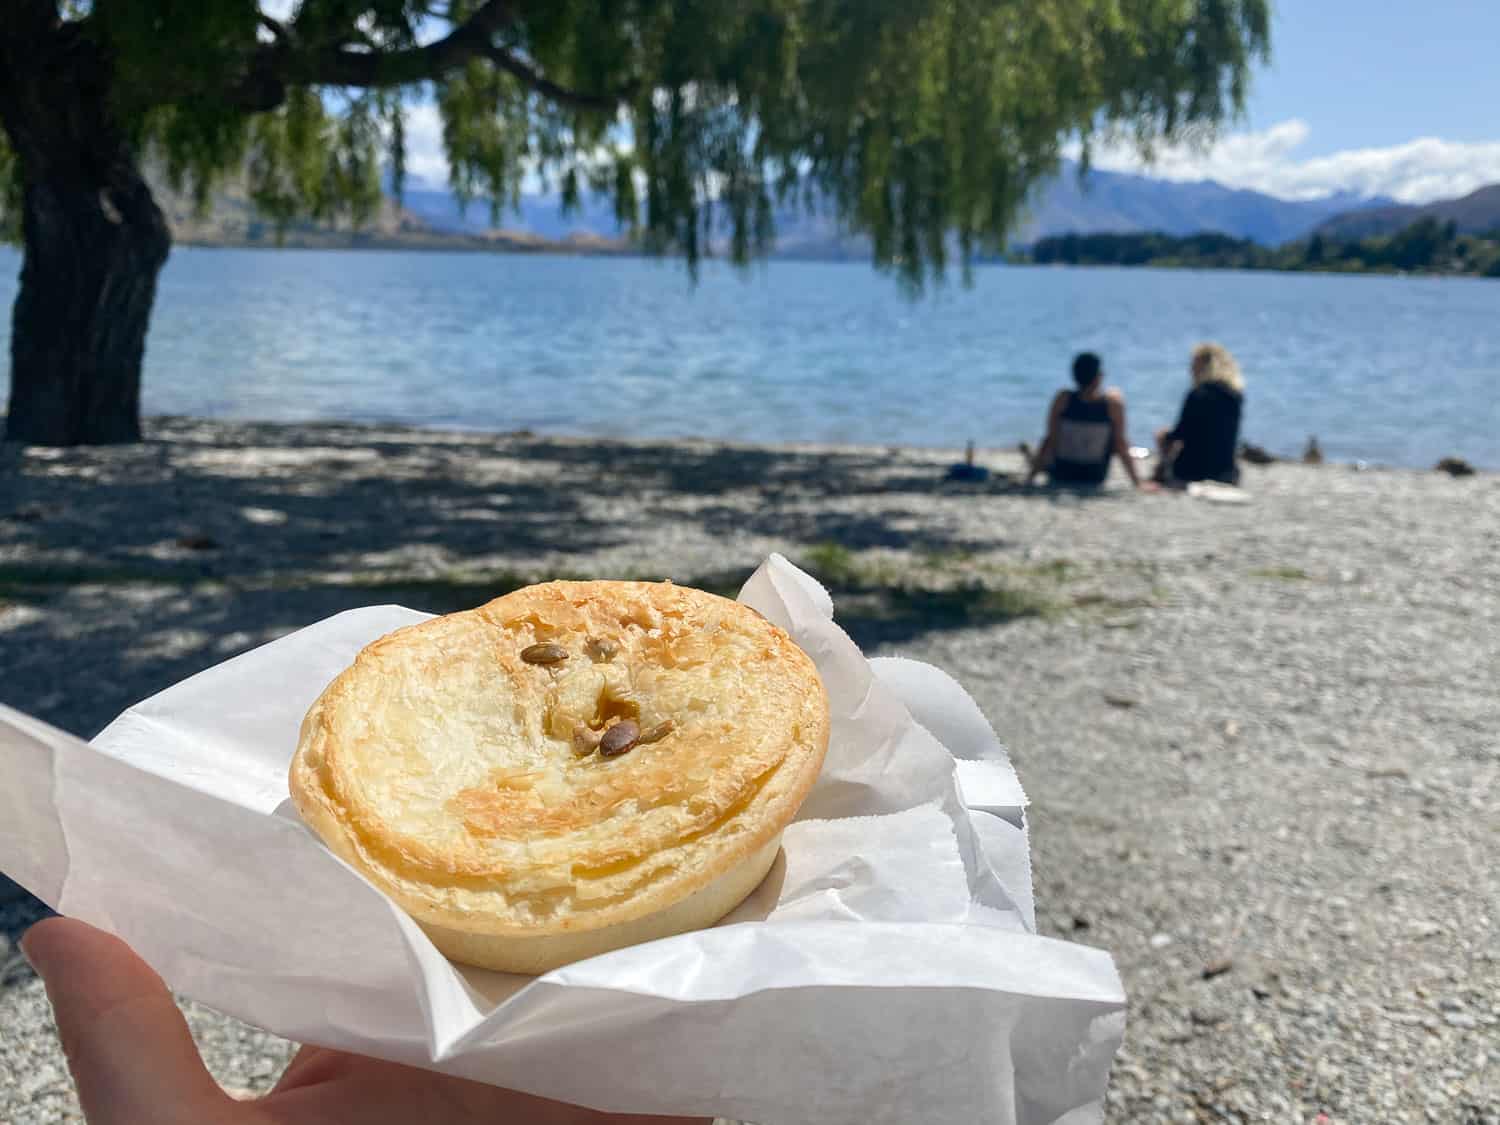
[21,917,232,1125]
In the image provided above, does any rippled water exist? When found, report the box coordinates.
[2,247,1497,467]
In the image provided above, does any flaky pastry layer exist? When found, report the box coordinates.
[290,581,829,954]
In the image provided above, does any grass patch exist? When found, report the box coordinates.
[796,544,1063,631]
[1018,558,1075,581]
[1070,592,1156,611]
[801,542,865,588]
[905,584,1059,623]
[845,582,1061,628]
[917,548,975,572]
[1251,566,1311,581]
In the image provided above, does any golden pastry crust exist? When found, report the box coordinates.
[289,580,829,973]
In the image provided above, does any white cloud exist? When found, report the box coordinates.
[396,103,451,188]
[405,101,1500,205]
[1080,119,1500,204]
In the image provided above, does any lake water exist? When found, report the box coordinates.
[1,247,1497,467]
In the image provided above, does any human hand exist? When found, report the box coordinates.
[22,917,708,1125]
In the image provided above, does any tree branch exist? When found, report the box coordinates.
[289,0,517,88]
[257,13,290,45]
[228,0,627,115]
[479,43,630,112]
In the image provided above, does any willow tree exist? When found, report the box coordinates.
[0,0,1269,445]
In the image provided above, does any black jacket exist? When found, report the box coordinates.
[1168,382,1242,484]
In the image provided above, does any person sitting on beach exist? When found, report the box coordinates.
[1155,343,1244,486]
[1024,352,1144,489]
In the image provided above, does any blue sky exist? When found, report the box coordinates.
[1246,1,1500,153]
[1086,0,1500,201]
[369,0,1500,204]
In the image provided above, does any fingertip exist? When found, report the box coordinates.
[22,916,165,1004]
[23,916,227,1122]
[20,915,96,978]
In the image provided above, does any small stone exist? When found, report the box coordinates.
[239,506,287,526]
[1435,456,1476,477]
[1202,957,1234,979]
[18,1064,62,1099]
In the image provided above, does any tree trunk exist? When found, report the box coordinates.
[4,165,170,445]
[1,16,170,446]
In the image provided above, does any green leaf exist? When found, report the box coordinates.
[2,0,1271,287]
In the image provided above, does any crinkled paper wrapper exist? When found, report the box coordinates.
[0,555,1123,1124]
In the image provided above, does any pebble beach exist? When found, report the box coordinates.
[1,417,1497,1123]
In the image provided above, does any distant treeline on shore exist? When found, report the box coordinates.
[1023,217,1500,278]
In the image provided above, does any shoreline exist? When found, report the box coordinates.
[8,412,1485,475]
[17,237,1500,282]
[172,233,633,256]
[1023,257,1500,281]
[3,416,1497,1122]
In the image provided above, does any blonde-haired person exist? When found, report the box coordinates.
[1155,342,1244,486]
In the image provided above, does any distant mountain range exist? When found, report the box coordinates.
[151,168,623,254]
[392,183,626,243]
[392,160,1394,251]
[155,158,1441,257]
[1313,184,1500,241]
[1015,161,1388,245]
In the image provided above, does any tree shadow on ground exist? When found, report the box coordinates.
[0,422,1143,733]
[2,426,1127,577]
[0,421,1143,944]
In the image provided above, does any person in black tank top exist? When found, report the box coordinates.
[1025,353,1145,489]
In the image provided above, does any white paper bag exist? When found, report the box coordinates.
[0,554,1124,1124]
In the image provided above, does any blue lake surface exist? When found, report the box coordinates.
[2,247,1497,467]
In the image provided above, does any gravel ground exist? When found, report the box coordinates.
[2,418,1497,1124]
